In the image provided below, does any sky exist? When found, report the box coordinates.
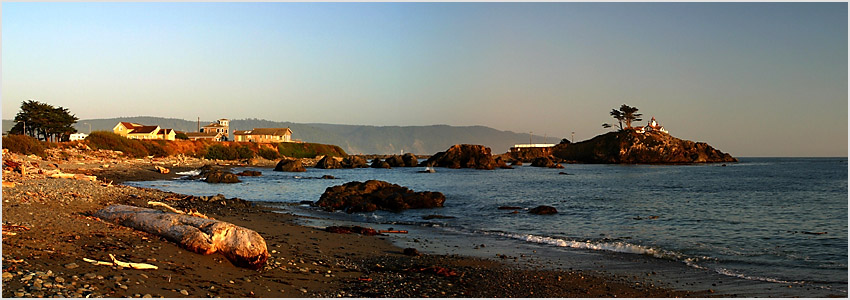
[2,2,847,157]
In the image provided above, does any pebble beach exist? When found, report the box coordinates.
[1,147,709,298]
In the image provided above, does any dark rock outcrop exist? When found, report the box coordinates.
[235,170,262,176]
[493,156,513,169]
[385,155,406,168]
[422,144,498,170]
[384,153,420,168]
[315,156,343,169]
[341,156,369,168]
[402,153,419,167]
[274,158,306,172]
[197,165,242,183]
[529,205,558,215]
[530,157,565,168]
[552,130,737,164]
[371,158,391,169]
[315,180,446,213]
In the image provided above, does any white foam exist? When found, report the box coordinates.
[176,169,201,176]
[494,232,682,260]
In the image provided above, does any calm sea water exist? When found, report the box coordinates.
[129,157,847,295]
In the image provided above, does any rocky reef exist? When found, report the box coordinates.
[315,180,446,213]
[552,130,736,164]
[422,144,498,170]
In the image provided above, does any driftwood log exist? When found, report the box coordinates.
[94,204,269,269]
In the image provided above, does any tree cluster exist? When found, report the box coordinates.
[603,104,643,131]
[9,100,79,142]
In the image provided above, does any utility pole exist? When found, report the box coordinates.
[571,132,575,143]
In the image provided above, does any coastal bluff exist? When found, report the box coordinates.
[552,130,737,164]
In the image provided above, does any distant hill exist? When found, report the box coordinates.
[2,117,554,155]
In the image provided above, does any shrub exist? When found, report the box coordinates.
[257,147,280,160]
[175,132,189,140]
[204,144,237,160]
[278,142,348,158]
[142,141,168,157]
[2,134,46,156]
[236,145,255,159]
[85,131,154,158]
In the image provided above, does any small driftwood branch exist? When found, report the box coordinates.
[50,172,97,182]
[378,230,408,234]
[94,204,268,269]
[82,255,158,270]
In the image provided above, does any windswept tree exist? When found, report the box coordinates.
[602,104,643,131]
[10,100,78,142]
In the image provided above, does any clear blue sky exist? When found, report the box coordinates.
[2,2,847,156]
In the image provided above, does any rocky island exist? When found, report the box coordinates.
[552,130,737,164]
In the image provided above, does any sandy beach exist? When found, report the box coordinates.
[1,148,709,298]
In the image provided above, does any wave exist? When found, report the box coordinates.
[175,169,201,176]
[491,232,684,260]
[485,231,846,293]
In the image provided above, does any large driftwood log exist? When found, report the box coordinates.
[94,204,269,269]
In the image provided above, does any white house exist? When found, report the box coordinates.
[69,133,88,141]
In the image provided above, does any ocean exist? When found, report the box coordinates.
[128,157,848,297]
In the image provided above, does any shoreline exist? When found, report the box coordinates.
[0,151,712,298]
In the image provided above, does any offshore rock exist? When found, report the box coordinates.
[402,153,419,167]
[341,155,369,168]
[529,205,558,215]
[315,156,343,169]
[371,158,391,169]
[274,158,306,172]
[552,130,737,164]
[315,180,446,213]
[385,155,406,168]
[198,165,241,183]
[422,144,498,170]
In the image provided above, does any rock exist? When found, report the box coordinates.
[321,175,335,179]
[403,248,420,256]
[180,289,189,296]
[341,156,369,168]
[402,153,419,167]
[315,156,343,169]
[235,170,262,176]
[197,165,241,183]
[274,159,306,172]
[154,166,170,174]
[422,144,498,170]
[2,272,12,280]
[315,180,446,213]
[552,130,737,163]
[370,159,391,169]
[531,157,557,168]
[63,263,79,269]
[529,205,558,215]
[497,206,522,210]
[204,170,241,183]
[493,156,513,169]
[385,155,406,168]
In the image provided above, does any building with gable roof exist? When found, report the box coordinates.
[234,128,294,143]
[112,122,176,141]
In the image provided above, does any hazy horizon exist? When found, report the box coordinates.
[3,3,847,157]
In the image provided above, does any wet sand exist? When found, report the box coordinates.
[2,150,711,297]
